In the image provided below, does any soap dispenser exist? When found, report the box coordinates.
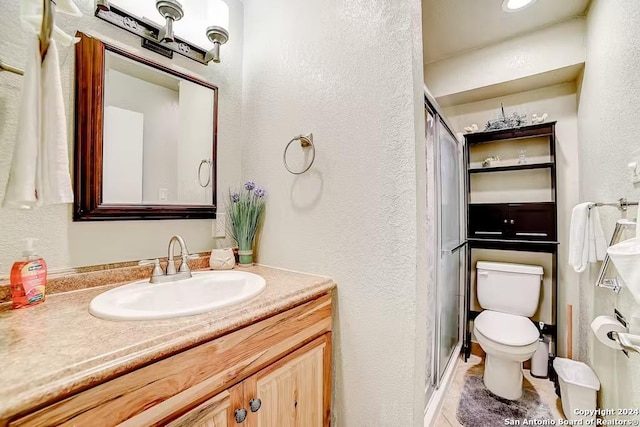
[10,238,47,309]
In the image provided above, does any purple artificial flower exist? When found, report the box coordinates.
[231,192,240,202]
[244,181,255,191]
[255,188,266,198]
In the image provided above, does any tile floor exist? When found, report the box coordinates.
[435,354,565,426]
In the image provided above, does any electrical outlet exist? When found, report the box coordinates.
[159,188,168,201]
[212,213,226,238]
[630,149,640,184]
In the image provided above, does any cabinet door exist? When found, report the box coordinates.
[245,335,330,427]
[468,204,507,238]
[507,203,556,241]
[167,383,245,427]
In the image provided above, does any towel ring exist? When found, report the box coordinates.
[198,159,212,187]
[283,133,315,175]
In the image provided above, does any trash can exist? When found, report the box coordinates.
[553,358,600,422]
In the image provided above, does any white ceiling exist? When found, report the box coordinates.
[422,0,590,64]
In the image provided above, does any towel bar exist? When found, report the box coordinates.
[588,198,639,211]
[0,60,24,75]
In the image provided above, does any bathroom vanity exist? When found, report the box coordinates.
[0,265,335,426]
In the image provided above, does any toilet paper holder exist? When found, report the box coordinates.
[609,331,640,354]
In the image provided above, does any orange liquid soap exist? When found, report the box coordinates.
[10,238,47,309]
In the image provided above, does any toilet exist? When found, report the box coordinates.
[474,261,543,400]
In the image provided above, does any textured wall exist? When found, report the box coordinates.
[444,82,580,358]
[0,0,243,270]
[240,0,427,425]
[577,0,640,413]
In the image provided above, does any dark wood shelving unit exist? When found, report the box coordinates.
[463,122,559,369]
[464,122,556,145]
[468,162,554,174]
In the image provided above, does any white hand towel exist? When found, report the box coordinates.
[2,37,41,209]
[2,38,73,208]
[39,39,73,205]
[569,202,607,273]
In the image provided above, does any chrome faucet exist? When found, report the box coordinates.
[139,235,194,283]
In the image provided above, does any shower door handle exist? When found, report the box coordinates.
[442,241,467,255]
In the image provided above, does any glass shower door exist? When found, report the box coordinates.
[435,118,463,385]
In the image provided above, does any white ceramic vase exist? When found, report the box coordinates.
[209,248,235,270]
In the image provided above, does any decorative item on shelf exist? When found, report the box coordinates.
[226,181,267,266]
[464,124,479,133]
[517,149,527,164]
[484,103,527,131]
[95,0,230,64]
[209,248,235,270]
[482,156,501,168]
[531,113,548,124]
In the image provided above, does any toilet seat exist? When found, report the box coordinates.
[474,310,539,347]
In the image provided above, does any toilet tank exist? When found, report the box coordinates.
[476,261,543,317]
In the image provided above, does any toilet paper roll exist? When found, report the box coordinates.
[590,315,627,350]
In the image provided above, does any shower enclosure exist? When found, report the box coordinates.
[424,92,465,406]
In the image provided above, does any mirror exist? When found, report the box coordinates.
[74,32,218,220]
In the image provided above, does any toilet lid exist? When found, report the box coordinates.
[474,311,540,346]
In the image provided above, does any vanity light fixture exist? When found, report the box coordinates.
[156,0,184,43]
[502,0,537,12]
[95,0,110,12]
[204,0,230,63]
[95,0,230,65]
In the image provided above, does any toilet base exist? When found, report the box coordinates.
[484,353,524,400]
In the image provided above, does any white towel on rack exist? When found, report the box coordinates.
[2,37,41,209]
[39,39,73,205]
[569,202,607,273]
[2,38,73,208]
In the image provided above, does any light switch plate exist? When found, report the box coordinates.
[212,213,226,238]
[630,149,640,184]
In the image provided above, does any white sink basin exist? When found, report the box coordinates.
[89,271,266,321]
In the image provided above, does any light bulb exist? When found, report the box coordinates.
[502,0,536,12]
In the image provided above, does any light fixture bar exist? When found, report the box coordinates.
[95,3,211,64]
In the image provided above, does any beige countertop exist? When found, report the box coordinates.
[0,265,335,422]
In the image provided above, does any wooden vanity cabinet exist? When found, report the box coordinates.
[167,335,330,427]
[9,293,332,427]
[167,384,242,427]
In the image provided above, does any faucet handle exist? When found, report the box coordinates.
[139,259,164,278]
[179,253,199,273]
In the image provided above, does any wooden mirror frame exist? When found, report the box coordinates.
[73,32,218,221]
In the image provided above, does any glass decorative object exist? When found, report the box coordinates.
[518,150,527,164]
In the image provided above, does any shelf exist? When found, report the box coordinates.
[465,122,557,145]
[469,201,556,206]
[468,162,554,174]
[468,238,559,253]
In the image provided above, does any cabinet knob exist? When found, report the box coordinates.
[503,219,508,224]
[510,219,515,224]
[234,408,247,423]
[249,398,262,412]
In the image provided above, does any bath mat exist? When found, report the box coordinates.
[456,374,554,426]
